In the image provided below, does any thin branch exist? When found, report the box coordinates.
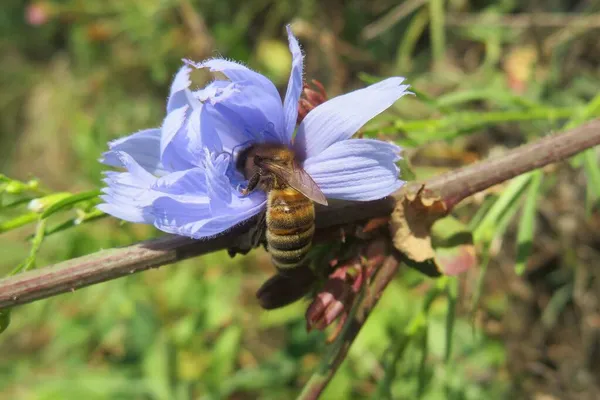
[0,119,599,311]
[420,119,600,209]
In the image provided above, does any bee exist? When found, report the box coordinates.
[236,144,328,271]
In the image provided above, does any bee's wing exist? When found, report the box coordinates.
[260,160,328,205]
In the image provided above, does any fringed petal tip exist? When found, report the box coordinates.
[167,65,193,113]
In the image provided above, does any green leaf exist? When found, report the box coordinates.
[364,107,577,145]
[0,309,10,334]
[210,325,242,379]
[432,216,477,275]
[0,175,41,195]
[10,218,47,276]
[515,170,543,275]
[40,189,101,218]
[470,243,492,328]
[445,279,458,363]
[436,89,538,110]
[565,94,600,168]
[541,283,573,329]
[143,333,176,400]
[564,92,600,131]
[0,212,38,234]
[473,172,532,243]
[0,196,34,209]
[429,0,446,64]
[583,148,600,202]
[416,323,430,397]
[467,194,497,231]
[376,335,411,399]
[28,209,107,239]
[396,8,429,73]
[28,192,72,213]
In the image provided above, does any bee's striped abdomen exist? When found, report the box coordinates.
[266,188,315,270]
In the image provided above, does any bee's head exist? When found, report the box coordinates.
[236,144,295,178]
[253,146,294,165]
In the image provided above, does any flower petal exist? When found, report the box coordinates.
[186,58,286,144]
[167,65,192,113]
[101,128,166,176]
[163,77,237,171]
[152,167,207,197]
[151,196,211,238]
[97,151,159,223]
[186,58,278,97]
[194,80,239,105]
[214,84,283,146]
[151,189,265,239]
[204,151,232,213]
[196,83,286,154]
[147,148,266,239]
[160,105,197,171]
[294,78,411,160]
[304,139,404,201]
[282,25,303,142]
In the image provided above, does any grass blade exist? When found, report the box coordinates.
[416,324,430,397]
[444,278,458,363]
[375,334,411,399]
[515,169,543,275]
[428,0,446,65]
[473,172,532,243]
[583,148,600,203]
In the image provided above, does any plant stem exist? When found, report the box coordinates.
[0,118,599,311]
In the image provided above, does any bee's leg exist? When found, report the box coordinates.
[239,171,261,196]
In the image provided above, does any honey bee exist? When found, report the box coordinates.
[236,144,328,271]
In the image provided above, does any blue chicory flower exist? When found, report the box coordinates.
[98,25,411,239]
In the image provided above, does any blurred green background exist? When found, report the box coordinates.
[2,0,600,399]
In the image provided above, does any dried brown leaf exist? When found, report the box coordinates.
[390,186,447,263]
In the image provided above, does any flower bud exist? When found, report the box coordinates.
[305,238,389,335]
[305,261,357,331]
[25,2,52,26]
[297,80,328,124]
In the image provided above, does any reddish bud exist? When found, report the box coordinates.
[305,260,358,331]
[305,275,353,331]
[25,2,51,26]
[305,238,389,337]
[297,80,328,124]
